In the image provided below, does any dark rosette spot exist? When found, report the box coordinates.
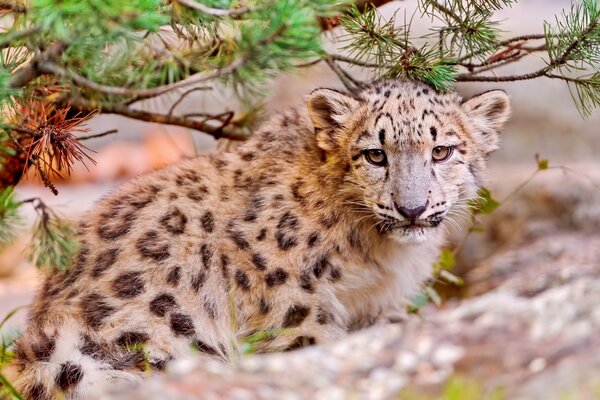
[227,221,250,250]
[136,230,170,261]
[192,339,218,356]
[91,248,120,277]
[311,255,329,279]
[282,304,310,328]
[160,207,188,235]
[251,253,268,271]
[170,313,196,336]
[307,232,319,247]
[81,293,115,329]
[200,211,215,233]
[115,331,150,348]
[191,271,207,292]
[275,211,300,250]
[285,336,316,351]
[166,265,181,286]
[265,268,289,287]
[112,271,145,298]
[32,335,55,362]
[204,300,217,319]
[149,293,178,317]
[235,270,250,290]
[256,228,267,241]
[200,244,213,268]
[55,362,83,390]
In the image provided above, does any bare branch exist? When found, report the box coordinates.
[67,96,249,141]
[455,34,548,64]
[78,129,118,141]
[457,69,546,82]
[324,58,362,91]
[168,87,212,117]
[329,54,382,68]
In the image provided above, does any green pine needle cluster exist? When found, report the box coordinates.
[26,205,79,272]
[30,0,167,41]
[340,5,458,90]
[222,0,330,97]
[420,0,504,58]
[545,0,600,116]
[0,188,22,246]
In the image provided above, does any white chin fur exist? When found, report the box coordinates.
[389,227,430,245]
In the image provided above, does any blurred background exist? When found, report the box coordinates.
[1,0,599,397]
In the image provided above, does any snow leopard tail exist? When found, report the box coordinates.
[10,317,142,400]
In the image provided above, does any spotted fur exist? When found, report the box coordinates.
[12,79,510,399]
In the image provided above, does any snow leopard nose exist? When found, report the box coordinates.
[395,201,428,220]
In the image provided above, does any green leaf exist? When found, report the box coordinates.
[407,291,430,314]
[425,286,442,306]
[239,328,286,354]
[0,372,24,400]
[537,158,549,170]
[469,225,486,233]
[469,186,500,215]
[435,248,457,272]
[439,270,464,286]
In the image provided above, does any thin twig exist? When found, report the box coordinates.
[454,34,548,64]
[78,129,118,141]
[0,27,39,49]
[329,54,382,68]
[324,58,361,91]
[457,69,547,82]
[294,58,323,68]
[168,86,211,117]
[428,1,463,26]
[174,0,249,18]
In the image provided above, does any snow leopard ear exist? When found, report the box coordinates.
[307,88,360,131]
[462,90,511,154]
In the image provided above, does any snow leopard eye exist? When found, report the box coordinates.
[432,146,453,162]
[364,149,387,166]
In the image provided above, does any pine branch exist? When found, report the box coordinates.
[458,7,599,85]
[427,1,463,26]
[66,96,249,141]
[0,187,22,245]
[37,58,245,101]
[25,198,79,271]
